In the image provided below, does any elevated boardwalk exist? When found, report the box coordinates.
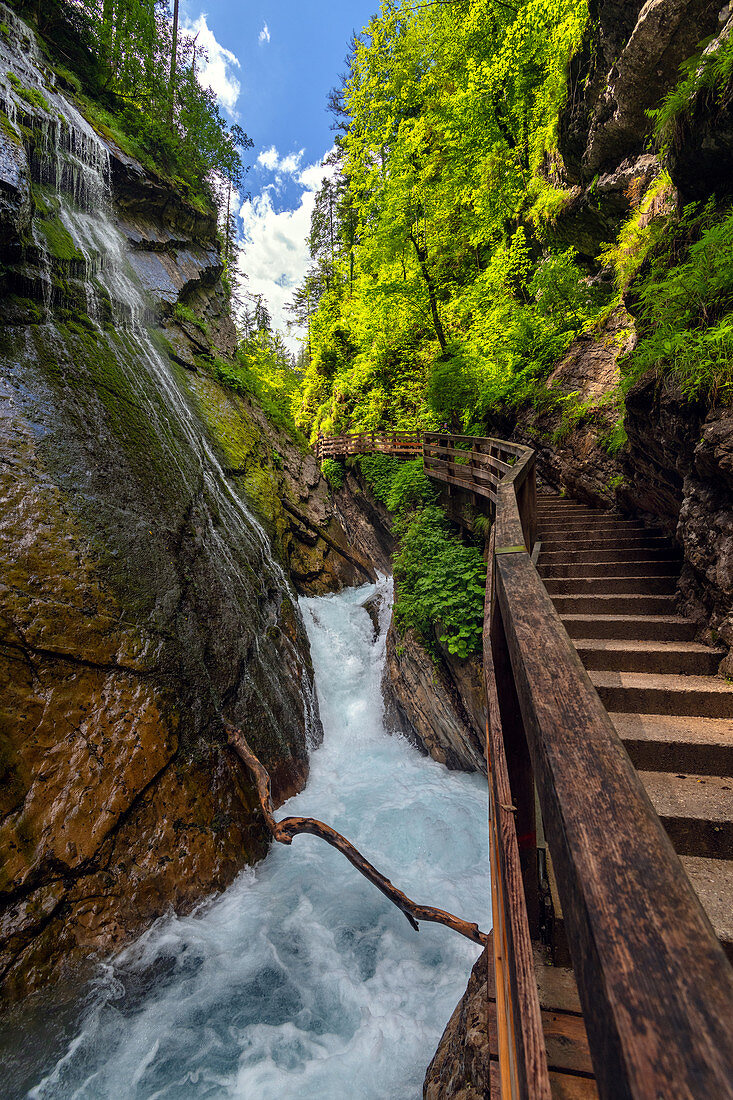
[315,430,733,1099]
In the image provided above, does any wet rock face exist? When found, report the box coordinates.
[0,116,30,248]
[554,0,722,256]
[0,31,323,1000]
[666,13,733,203]
[423,946,493,1100]
[383,623,486,775]
[500,307,633,508]
[623,381,733,659]
[561,0,722,182]
[0,314,316,999]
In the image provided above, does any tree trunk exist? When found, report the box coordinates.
[168,0,180,124]
[408,231,447,354]
[101,0,115,71]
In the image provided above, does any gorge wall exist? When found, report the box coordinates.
[0,4,363,1002]
[492,0,733,662]
[426,2,733,1095]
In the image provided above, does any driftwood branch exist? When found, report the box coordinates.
[224,719,489,947]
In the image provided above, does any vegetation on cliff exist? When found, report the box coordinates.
[291,0,732,435]
[297,0,733,655]
[8,0,249,210]
[354,455,486,658]
[293,0,606,437]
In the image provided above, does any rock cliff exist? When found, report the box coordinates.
[0,5,358,1002]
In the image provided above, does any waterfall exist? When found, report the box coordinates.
[26,578,489,1100]
[0,1,315,737]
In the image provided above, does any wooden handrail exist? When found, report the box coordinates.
[312,428,733,1097]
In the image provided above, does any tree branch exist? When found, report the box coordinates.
[224,720,489,947]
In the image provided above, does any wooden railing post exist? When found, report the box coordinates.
[490,572,540,939]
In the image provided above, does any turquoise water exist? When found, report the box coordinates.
[30,579,489,1099]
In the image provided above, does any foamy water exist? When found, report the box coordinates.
[29,578,489,1099]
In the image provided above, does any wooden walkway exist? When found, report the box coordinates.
[315,430,733,1099]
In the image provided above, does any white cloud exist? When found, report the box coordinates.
[258,22,271,45]
[298,160,331,192]
[238,150,339,350]
[183,13,241,114]
[256,146,304,176]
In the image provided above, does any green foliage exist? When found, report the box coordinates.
[653,31,733,151]
[357,453,402,504]
[356,454,481,656]
[35,215,85,262]
[600,171,675,289]
[393,506,486,658]
[622,203,733,402]
[601,414,628,456]
[174,301,207,333]
[205,332,305,440]
[10,0,251,212]
[293,0,600,436]
[321,458,345,489]
[385,458,437,517]
[526,179,575,227]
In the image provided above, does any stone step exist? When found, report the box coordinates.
[540,547,680,565]
[561,614,696,642]
[551,593,679,615]
[611,713,733,775]
[639,771,733,860]
[591,671,733,718]
[542,535,672,553]
[539,559,680,580]
[539,521,658,537]
[681,856,733,963]
[537,508,614,520]
[543,574,678,596]
[575,639,724,676]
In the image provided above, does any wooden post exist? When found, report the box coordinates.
[490,582,540,938]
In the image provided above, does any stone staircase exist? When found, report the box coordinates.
[536,494,733,963]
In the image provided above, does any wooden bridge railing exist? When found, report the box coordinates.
[314,429,733,1099]
[315,430,421,460]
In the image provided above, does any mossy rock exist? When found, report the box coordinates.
[0,110,21,146]
[35,215,85,264]
[182,367,289,546]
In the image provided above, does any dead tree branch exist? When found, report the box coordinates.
[224,719,489,947]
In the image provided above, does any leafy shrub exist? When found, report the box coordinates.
[393,506,486,658]
[174,301,207,334]
[653,31,733,152]
[357,454,401,504]
[386,458,436,515]
[600,171,675,289]
[622,203,733,401]
[321,458,344,489]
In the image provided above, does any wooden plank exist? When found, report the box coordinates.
[426,465,498,503]
[424,431,528,457]
[485,528,552,1100]
[486,1006,594,1077]
[422,443,512,475]
[533,949,583,1016]
[492,1064,600,1100]
[494,548,733,1100]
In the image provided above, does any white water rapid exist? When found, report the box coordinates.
[29,578,489,1100]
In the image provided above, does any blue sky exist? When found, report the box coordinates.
[179,0,377,345]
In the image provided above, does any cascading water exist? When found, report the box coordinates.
[0,1,315,737]
[1,12,488,1094]
[27,578,489,1099]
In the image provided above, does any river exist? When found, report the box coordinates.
[27,578,489,1099]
